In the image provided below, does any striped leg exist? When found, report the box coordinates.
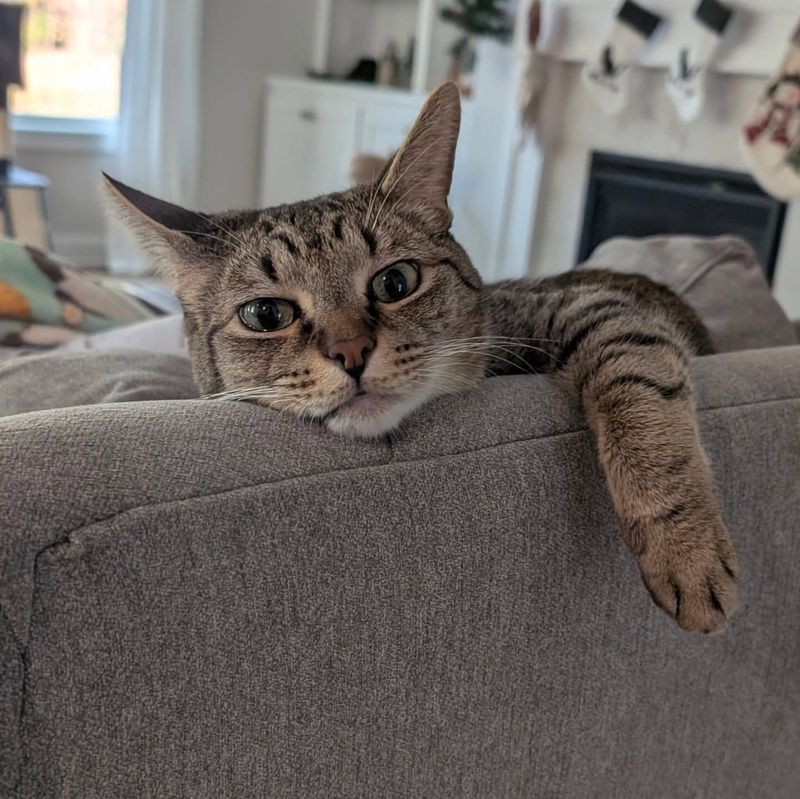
[556,289,738,632]
[483,275,739,632]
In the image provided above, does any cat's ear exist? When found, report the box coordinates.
[375,82,461,228]
[101,173,230,283]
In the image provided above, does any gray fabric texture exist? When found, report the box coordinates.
[586,235,799,352]
[0,349,197,418]
[1,345,799,797]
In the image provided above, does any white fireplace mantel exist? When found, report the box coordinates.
[536,0,798,78]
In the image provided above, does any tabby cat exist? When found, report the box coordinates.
[105,82,738,634]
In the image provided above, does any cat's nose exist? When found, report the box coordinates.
[327,335,375,381]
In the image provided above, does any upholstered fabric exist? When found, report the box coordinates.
[0,349,196,418]
[1,345,799,797]
[2,234,799,796]
[586,235,799,352]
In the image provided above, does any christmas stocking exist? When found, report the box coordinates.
[741,21,800,200]
[582,1,663,115]
[666,0,734,122]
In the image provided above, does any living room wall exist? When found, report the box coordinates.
[15,0,317,266]
[15,146,112,267]
[197,0,317,211]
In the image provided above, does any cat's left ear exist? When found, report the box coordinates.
[375,82,461,229]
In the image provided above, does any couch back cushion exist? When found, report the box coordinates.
[2,347,800,796]
[585,235,799,352]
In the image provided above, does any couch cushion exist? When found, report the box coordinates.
[0,350,197,418]
[1,347,799,797]
[585,235,799,352]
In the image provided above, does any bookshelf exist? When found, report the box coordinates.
[311,0,438,93]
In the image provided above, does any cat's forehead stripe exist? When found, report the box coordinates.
[361,228,377,255]
[260,255,277,281]
[272,232,300,257]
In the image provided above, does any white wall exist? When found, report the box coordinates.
[197,0,317,211]
[15,145,114,266]
[15,0,317,265]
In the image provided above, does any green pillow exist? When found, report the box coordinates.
[0,236,154,348]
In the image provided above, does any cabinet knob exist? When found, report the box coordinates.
[299,109,318,122]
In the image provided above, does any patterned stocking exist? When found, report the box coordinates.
[666,0,734,123]
[581,1,663,115]
[741,21,800,200]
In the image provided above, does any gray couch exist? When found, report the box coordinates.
[1,237,799,797]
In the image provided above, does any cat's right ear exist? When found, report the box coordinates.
[102,173,228,281]
[373,82,461,231]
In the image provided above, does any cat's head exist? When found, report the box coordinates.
[104,82,487,438]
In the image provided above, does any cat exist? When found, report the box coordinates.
[104,82,738,634]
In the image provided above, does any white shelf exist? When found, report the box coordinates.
[266,74,424,103]
[312,0,439,93]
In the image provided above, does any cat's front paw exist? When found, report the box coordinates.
[636,517,739,633]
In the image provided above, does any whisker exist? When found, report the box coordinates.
[422,349,532,376]
[417,342,545,375]
[203,385,299,402]
[440,334,560,344]
[401,371,477,397]
[363,166,385,230]
[422,337,563,369]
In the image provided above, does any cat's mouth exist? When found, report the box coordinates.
[330,389,398,419]
[324,386,430,439]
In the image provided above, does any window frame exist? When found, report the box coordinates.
[9,0,128,155]
[11,115,119,154]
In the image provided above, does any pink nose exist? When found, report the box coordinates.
[327,335,375,379]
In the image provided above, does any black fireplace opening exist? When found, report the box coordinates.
[577,152,787,283]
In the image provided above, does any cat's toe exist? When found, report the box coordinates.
[674,559,738,633]
[640,545,739,633]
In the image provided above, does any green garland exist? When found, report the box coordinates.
[440,0,514,41]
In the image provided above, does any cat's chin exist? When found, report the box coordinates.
[324,387,436,440]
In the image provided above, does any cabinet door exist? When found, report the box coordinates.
[360,101,422,159]
[261,88,359,207]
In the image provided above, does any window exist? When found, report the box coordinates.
[10,0,127,122]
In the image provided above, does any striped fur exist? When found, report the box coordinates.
[105,83,738,633]
[484,272,737,633]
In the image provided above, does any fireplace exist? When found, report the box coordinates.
[577,153,787,284]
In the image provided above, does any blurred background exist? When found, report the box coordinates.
[1,0,798,318]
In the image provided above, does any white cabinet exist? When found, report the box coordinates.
[260,77,430,207]
[259,75,486,274]
[360,102,420,155]
[261,84,361,205]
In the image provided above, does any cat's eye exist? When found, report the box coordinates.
[370,261,421,304]
[238,298,296,332]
